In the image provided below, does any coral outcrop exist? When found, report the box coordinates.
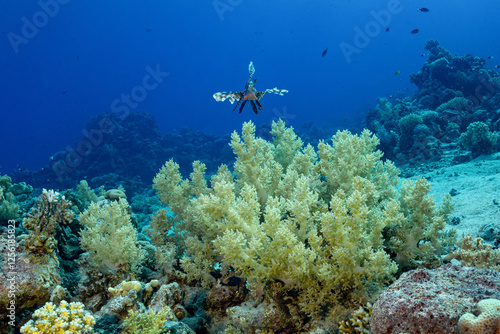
[460,121,499,156]
[13,111,234,195]
[366,41,500,167]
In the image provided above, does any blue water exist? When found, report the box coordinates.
[1,0,499,173]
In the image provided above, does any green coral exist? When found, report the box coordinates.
[123,307,173,334]
[79,199,145,276]
[436,97,473,113]
[0,174,19,220]
[152,120,454,316]
[446,122,460,132]
[460,121,499,156]
[424,39,440,50]
[420,110,439,124]
[75,180,98,208]
[375,97,397,121]
[398,114,423,134]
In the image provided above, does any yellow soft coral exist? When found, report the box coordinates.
[449,235,500,270]
[20,301,95,334]
[79,199,145,276]
[152,120,454,316]
[123,307,174,334]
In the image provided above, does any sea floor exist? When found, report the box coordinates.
[405,152,500,238]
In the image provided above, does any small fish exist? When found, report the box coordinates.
[322,48,328,57]
[418,7,430,12]
[411,29,419,34]
[488,56,494,59]
[221,276,242,286]
[394,70,400,75]
[496,65,500,68]
[385,27,390,32]
[421,53,426,57]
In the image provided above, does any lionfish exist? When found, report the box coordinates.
[213,62,288,114]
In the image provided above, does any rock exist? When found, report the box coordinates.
[370,264,500,334]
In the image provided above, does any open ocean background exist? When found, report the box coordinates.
[1,0,499,174]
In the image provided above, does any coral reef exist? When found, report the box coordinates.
[366,41,500,167]
[79,198,145,276]
[20,300,95,334]
[12,111,235,195]
[152,120,453,325]
[410,40,500,110]
[370,264,500,333]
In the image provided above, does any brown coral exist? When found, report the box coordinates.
[21,189,74,256]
